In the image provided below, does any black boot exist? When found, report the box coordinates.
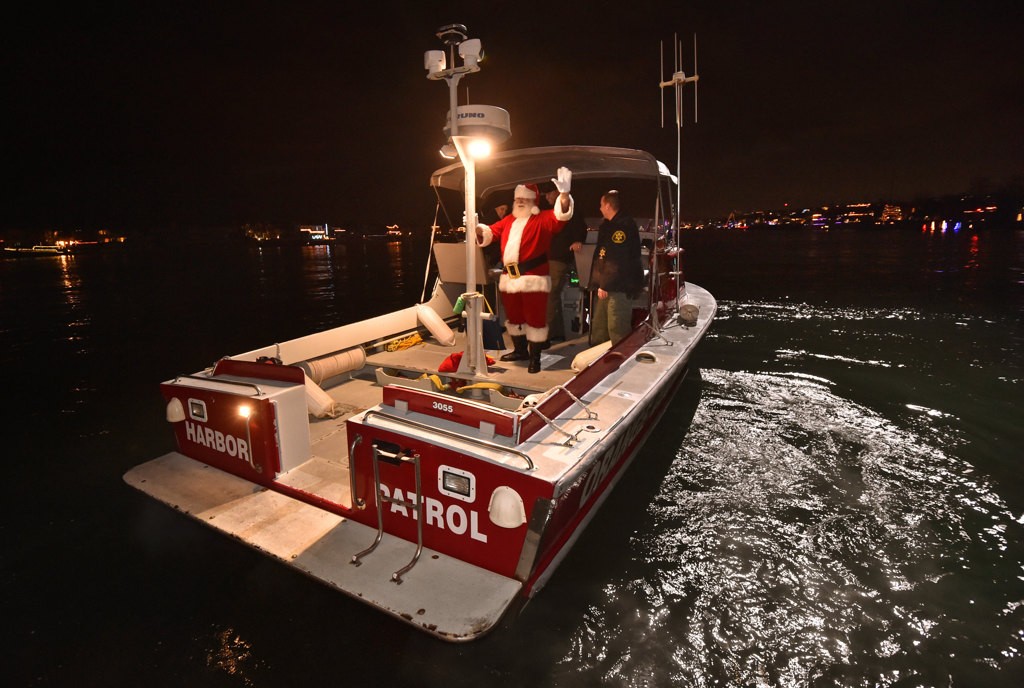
[500,335,530,362]
[528,341,543,374]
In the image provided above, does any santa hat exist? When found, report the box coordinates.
[514,183,541,215]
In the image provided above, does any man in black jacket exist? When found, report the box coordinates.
[589,190,643,346]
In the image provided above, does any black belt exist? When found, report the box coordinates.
[503,253,547,277]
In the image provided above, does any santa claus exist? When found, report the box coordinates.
[476,167,574,373]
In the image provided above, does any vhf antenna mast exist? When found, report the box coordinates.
[659,33,699,235]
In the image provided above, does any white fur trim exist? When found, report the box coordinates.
[514,184,536,199]
[554,194,575,222]
[477,223,494,247]
[525,324,550,343]
[502,217,527,265]
[499,273,551,293]
[505,321,525,336]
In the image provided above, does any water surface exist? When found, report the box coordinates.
[4,227,1021,686]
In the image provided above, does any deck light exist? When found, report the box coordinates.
[439,466,476,502]
[444,472,470,495]
[237,405,259,473]
[188,399,208,422]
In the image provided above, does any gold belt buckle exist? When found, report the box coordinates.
[505,262,521,278]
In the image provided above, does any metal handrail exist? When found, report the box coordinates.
[546,384,598,420]
[173,374,264,396]
[521,385,601,446]
[348,434,365,509]
[362,409,535,471]
[389,452,424,583]
[350,445,424,584]
[524,405,576,444]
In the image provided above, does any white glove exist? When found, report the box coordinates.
[552,167,572,194]
[462,211,478,226]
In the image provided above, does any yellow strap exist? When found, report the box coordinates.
[455,382,504,394]
[417,373,449,391]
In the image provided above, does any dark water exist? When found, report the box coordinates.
[4,227,1022,687]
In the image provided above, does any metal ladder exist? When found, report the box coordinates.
[350,442,424,584]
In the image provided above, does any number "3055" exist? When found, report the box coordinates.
[432,401,454,413]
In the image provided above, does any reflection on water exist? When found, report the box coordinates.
[560,368,1024,686]
[300,245,345,331]
[204,626,262,687]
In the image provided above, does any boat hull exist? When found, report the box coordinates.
[125,280,714,639]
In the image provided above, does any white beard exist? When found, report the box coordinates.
[511,201,534,219]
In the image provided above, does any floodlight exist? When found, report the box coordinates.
[466,138,491,159]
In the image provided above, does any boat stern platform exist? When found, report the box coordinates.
[124,452,522,641]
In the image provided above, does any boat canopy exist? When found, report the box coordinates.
[430,146,675,199]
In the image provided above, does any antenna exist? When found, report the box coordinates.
[659,33,700,232]
[659,33,699,125]
[693,35,699,123]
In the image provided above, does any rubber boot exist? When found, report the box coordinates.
[528,341,543,374]
[500,335,530,362]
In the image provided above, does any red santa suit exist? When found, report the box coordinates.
[478,184,574,343]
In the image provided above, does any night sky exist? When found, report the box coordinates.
[4,1,1022,231]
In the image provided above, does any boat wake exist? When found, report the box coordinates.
[556,368,1024,687]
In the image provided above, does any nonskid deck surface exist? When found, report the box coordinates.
[124,453,521,640]
[363,329,591,394]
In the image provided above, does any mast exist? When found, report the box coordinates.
[425,25,509,376]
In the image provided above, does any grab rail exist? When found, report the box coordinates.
[173,374,264,396]
[545,384,598,420]
[351,444,424,583]
[361,409,535,471]
[348,434,365,509]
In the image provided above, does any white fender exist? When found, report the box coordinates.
[302,347,366,384]
[304,375,340,418]
[570,340,612,372]
[416,303,456,346]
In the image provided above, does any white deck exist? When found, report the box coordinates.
[124,452,522,640]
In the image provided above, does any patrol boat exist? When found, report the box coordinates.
[124,26,713,641]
